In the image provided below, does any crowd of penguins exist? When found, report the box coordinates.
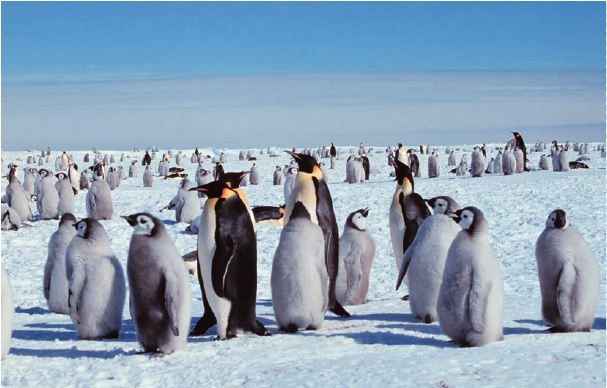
[1,132,603,358]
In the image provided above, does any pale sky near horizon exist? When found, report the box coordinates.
[2,2,605,150]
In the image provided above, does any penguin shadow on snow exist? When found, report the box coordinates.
[15,306,49,315]
[514,317,606,331]
[10,347,130,359]
[14,319,138,342]
[161,219,177,226]
[307,330,448,348]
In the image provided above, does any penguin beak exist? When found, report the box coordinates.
[445,210,460,222]
[361,208,369,217]
[121,215,137,226]
[189,185,209,193]
[285,151,301,161]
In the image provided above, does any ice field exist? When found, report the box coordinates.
[1,143,605,387]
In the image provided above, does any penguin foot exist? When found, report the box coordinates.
[401,295,410,301]
[252,320,271,336]
[280,324,298,333]
[105,330,119,339]
[545,326,567,333]
[305,325,318,331]
[423,314,434,324]
[189,314,217,337]
[330,302,351,318]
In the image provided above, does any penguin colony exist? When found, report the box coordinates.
[0,135,602,360]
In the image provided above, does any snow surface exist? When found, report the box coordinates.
[1,144,605,387]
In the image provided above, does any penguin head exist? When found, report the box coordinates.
[426,196,459,215]
[453,206,487,236]
[59,213,77,228]
[393,158,414,191]
[56,172,67,180]
[546,209,568,229]
[179,178,192,190]
[73,218,107,241]
[286,151,321,176]
[346,208,370,231]
[189,180,232,199]
[122,213,161,236]
[221,171,248,189]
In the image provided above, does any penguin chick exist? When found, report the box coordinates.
[426,196,460,215]
[44,213,77,314]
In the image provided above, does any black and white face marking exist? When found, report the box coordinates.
[433,198,449,215]
[123,214,156,236]
[352,211,367,230]
[74,220,88,238]
[547,209,568,229]
[458,209,474,230]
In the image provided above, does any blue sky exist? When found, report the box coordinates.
[1,2,605,149]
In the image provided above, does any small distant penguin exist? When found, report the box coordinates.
[239,150,246,161]
[273,166,283,185]
[428,153,440,178]
[44,213,77,314]
[513,147,525,173]
[283,166,298,203]
[396,210,460,323]
[330,142,337,157]
[1,205,22,231]
[129,161,138,177]
[319,162,329,182]
[552,146,562,171]
[213,162,224,181]
[55,172,75,216]
[539,155,550,170]
[38,157,44,166]
[79,171,90,190]
[335,208,375,306]
[86,175,113,220]
[361,156,370,180]
[220,152,227,163]
[120,153,125,162]
[175,153,183,166]
[4,172,34,221]
[395,143,408,165]
[535,209,599,332]
[123,213,192,353]
[345,156,359,184]
[60,151,69,170]
[249,164,260,185]
[142,165,153,187]
[502,148,516,175]
[68,163,79,194]
[330,156,336,169]
[117,166,126,181]
[512,131,528,172]
[109,154,115,164]
[174,179,201,224]
[1,267,14,360]
[389,159,415,273]
[493,151,503,174]
[456,160,468,176]
[470,148,485,177]
[448,150,457,167]
[143,151,152,166]
[438,207,504,347]
[271,201,328,332]
[66,218,126,339]
[83,153,90,163]
[485,158,494,174]
[408,150,421,177]
[189,178,270,339]
[558,147,570,172]
[103,154,110,165]
[23,167,36,198]
[252,205,285,227]
[36,169,60,220]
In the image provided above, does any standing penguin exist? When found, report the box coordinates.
[284,151,350,317]
[55,172,75,217]
[493,150,503,174]
[345,155,359,184]
[401,193,431,268]
[189,178,270,339]
[437,207,504,347]
[513,147,525,173]
[129,161,138,178]
[408,150,421,177]
[213,162,225,181]
[1,267,14,360]
[512,132,528,172]
[143,165,153,187]
[23,167,36,198]
[271,202,328,332]
[428,152,440,178]
[535,209,599,332]
[448,150,457,167]
[79,171,90,190]
[66,218,126,339]
[361,156,370,180]
[86,173,113,220]
[249,164,260,185]
[68,163,79,194]
[395,143,408,165]
[36,169,60,220]
[335,208,375,306]
[396,210,460,323]
[4,172,34,221]
[106,167,119,190]
[273,166,284,185]
[558,147,570,172]
[283,166,298,203]
[44,213,77,314]
[470,148,485,178]
[389,159,415,273]
[123,213,192,353]
[174,178,201,224]
[502,147,516,175]
[539,154,550,170]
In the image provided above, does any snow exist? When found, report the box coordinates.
[1,144,605,387]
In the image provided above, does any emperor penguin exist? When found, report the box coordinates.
[389,158,415,273]
[396,209,460,323]
[2,267,14,360]
[448,150,457,167]
[86,174,113,220]
[196,166,213,186]
[129,161,138,177]
[493,151,503,174]
[55,172,75,216]
[189,177,270,339]
[174,178,201,224]
[513,147,525,173]
[456,159,467,176]
[535,209,599,332]
[106,167,119,190]
[66,218,126,339]
[123,213,192,353]
[426,196,460,215]
[401,193,431,268]
[1,205,22,231]
[319,162,329,182]
[79,171,90,190]
[283,166,298,203]
[470,148,485,177]
[346,155,359,184]
[512,131,528,172]
[335,208,375,306]
[44,213,77,314]
[117,166,126,181]
[23,167,36,198]
[428,152,440,178]
[36,169,60,220]
[273,166,284,185]
[539,154,550,170]
[437,207,504,347]
[502,147,516,175]
[271,201,328,332]
[4,172,34,221]
[395,143,408,165]
[558,147,570,172]
[284,151,350,317]
[109,154,116,164]
[552,145,562,171]
[249,164,260,185]
[408,150,421,178]
[213,162,225,181]
[68,163,79,194]
[361,156,370,180]
[143,165,153,187]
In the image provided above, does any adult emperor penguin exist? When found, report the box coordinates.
[1,267,14,360]
[44,213,77,314]
[86,169,113,220]
[437,207,504,347]
[428,152,440,178]
[273,166,284,185]
[271,201,328,332]
[389,158,415,273]
[535,209,599,332]
[55,172,75,216]
[123,213,192,353]
[470,148,485,177]
[396,207,460,323]
[213,162,225,181]
[189,178,270,339]
[401,193,431,267]
[66,218,126,339]
[512,131,528,172]
[36,169,60,220]
[335,208,375,306]
[284,151,350,317]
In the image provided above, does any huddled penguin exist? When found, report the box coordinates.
[438,207,504,347]
[1,205,22,231]
[470,148,485,177]
[129,161,138,178]
[539,154,550,170]
[86,166,113,220]
[283,166,298,203]
[123,213,192,353]
[36,169,60,220]
[143,165,153,187]
[55,172,75,216]
[1,267,14,360]
[535,209,599,332]
[396,206,460,323]
[335,208,375,306]
[273,166,284,185]
[189,177,270,339]
[249,163,260,185]
[44,213,77,314]
[271,202,328,332]
[389,159,415,273]
[284,151,350,317]
[66,218,126,339]
[174,178,201,224]
[80,171,90,190]
[502,147,516,175]
[493,150,503,174]
[428,152,440,178]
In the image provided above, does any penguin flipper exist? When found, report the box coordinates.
[68,262,87,324]
[163,270,181,336]
[556,263,577,327]
[396,245,413,290]
[469,269,488,333]
[211,238,234,299]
